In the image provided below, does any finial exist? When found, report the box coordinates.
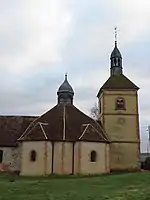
[114,26,117,46]
[65,72,67,80]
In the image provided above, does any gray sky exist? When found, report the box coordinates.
[0,0,149,152]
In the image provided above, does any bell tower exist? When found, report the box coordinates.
[97,30,140,171]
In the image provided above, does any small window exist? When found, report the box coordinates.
[118,59,121,66]
[30,150,36,162]
[114,58,116,66]
[116,97,125,110]
[90,151,97,162]
[0,150,3,163]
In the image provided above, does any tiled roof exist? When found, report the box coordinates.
[0,116,37,146]
[19,104,109,143]
[79,124,107,142]
[97,74,139,97]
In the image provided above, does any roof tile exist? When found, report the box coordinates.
[0,116,37,146]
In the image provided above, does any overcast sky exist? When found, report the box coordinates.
[0,0,149,152]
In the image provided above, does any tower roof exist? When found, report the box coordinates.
[57,74,74,105]
[97,74,139,97]
[110,42,122,59]
[57,74,74,95]
[110,29,123,76]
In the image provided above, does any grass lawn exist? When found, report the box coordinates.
[0,172,150,200]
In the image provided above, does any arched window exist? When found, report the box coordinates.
[0,150,3,163]
[116,97,125,110]
[116,58,118,66]
[90,151,97,162]
[114,58,116,66]
[118,59,120,66]
[30,150,36,162]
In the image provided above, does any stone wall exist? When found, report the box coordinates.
[0,147,20,172]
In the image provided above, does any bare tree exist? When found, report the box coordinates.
[90,102,99,120]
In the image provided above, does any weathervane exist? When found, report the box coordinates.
[114,26,117,45]
[65,72,67,80]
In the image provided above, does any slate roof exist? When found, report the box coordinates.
[0,116,37,147]
[18,104,109,143]
[110,43,122,58]
[97,74,139,97]
[57,74,74,95]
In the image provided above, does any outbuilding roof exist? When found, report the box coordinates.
[0,116,37,147]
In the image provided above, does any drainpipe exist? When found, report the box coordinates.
[72,142,75,175]
[44,140,48,175]
[51,141,54,174]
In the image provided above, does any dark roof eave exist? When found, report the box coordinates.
[18,139,49,142]
[77,140,110,143]
[18,139,109,143]
[0,144,18,147]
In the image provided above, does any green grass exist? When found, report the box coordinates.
[0,172,150,199]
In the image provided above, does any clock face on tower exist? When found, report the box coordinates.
[117,117,125,125]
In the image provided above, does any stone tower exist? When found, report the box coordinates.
[97,39,140,172]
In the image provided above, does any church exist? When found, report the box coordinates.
[0,39,141,176]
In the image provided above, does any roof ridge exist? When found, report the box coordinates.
[18,117,40,140]
[89,124,108,142]
[72,105,97,121]
[78,124,90,140]
[97,74,139,97]
[18,105,58,140]
[79,123,108,142]
[122,74,139,86]
[38,122,48,140]
[18,122,39,141]
[94,120,110,141]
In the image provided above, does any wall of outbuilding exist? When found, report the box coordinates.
[0,147,20,172]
